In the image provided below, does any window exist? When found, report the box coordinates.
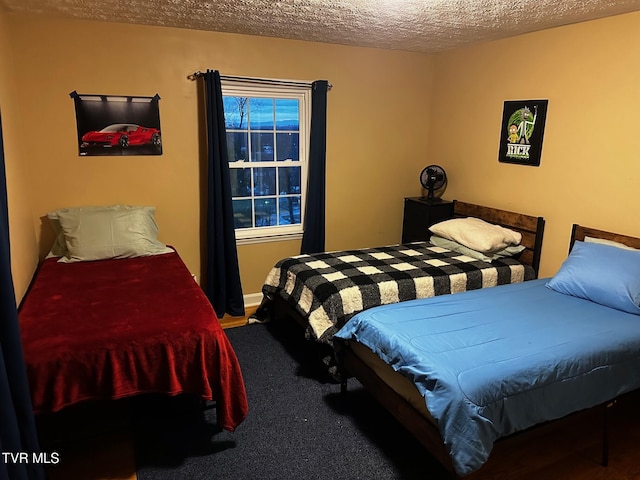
[222,80,311,243]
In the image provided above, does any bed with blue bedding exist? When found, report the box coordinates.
[334,224,640,477]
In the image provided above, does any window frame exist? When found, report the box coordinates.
[221,79,311,245]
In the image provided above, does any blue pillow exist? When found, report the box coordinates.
[546,241,640,315]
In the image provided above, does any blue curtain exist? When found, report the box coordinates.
[202,70,245,318]
[300,80,329,255]
[0,114,43,479]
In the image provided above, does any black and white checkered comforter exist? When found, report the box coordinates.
[258,242,536,344]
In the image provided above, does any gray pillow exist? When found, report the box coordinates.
[49,205,173,263]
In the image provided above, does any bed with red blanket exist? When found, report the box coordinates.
[18,250,248,432]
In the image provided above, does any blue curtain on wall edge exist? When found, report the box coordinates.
[300,80,329,255]
[202,70,245,318]
[0,112,44,479]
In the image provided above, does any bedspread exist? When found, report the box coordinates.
[259,242,535,343]
[18,251,248,432]
[335,279,640,475]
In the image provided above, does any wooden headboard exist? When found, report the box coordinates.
[570,224,640,251]
[453,201,545,275]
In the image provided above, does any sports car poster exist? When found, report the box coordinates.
[70,91,162,156]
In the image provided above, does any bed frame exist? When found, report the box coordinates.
[268,200,545,331]
[337,223,639,478]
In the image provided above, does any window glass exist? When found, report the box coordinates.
[253,167,276,196]
[278,197,301,225]
[255,198,277,227]
[276,133,299,161]
[232,199,253,229]
[275,99,299,130]
[229,168,251,197]
[278,167,300,195]
[250,132,274,162]
[226,131,248,162]
[224,96,248,129]
[249,98,274,130]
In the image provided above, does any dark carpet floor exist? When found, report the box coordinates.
[133,320,450,480]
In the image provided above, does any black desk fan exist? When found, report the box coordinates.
[420,165,447,200]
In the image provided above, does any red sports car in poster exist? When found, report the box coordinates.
[80,123,161,149]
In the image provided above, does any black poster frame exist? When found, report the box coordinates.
[498,99,548,166]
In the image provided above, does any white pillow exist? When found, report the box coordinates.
[584,236,639,251]
[429,217,522,253]
[49,205,173,263]
[429,235,525,262]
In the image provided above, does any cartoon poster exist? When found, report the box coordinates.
[498,99,548,166]
[70,92,162,156]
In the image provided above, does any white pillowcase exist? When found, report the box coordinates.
[584,236,639,251]
[429,235,526,262]
[429,217,522,253]
[48,205,173,263]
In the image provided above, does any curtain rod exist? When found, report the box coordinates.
[187,70,332,89]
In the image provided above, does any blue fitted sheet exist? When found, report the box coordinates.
[334,279,640,476]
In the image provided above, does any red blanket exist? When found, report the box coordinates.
[18,251,248,431]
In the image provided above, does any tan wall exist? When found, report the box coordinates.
[4,14,435,300]
[430,12,640,278]
[10,11,636,301]
[0,9,39,302]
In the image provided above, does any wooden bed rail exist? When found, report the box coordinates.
[571,224,640,252]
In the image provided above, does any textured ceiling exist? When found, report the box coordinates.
[2,0,640,53]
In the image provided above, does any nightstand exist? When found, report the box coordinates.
[401,197,455,243]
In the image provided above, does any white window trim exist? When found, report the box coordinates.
[236,232,303,246]
[222,79,311,243]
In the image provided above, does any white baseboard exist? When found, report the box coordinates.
[244,292,264,307]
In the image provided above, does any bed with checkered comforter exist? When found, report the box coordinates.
[256,242,536,344]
